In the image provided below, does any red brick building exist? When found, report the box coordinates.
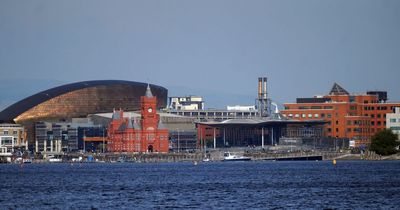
[107,85,169,153]
[281,83,400,146]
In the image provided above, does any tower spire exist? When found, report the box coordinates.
[145,84,153,98]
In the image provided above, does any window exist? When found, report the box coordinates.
[371,121,375,126]
[308,114,312,118]
[327,114,332,118]
[3,131,8,135]
[302,114,306,118]
[295,114,300,118]
[371,114,375,118]
[377,114,381,118]
[321,113,325,118]
[336,121,339,125]
[311,106,322,109]
[314,114,319,118]
[288,114,293,118]
[13,131,18,135]
[327,128,332,132]
[390,119,396,123]
[377,121,381,126]
[336,128,339,132]
[347,121,352,125]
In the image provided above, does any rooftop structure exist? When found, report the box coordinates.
[168,96,204,110]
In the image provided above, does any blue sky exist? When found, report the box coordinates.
[1,0,399,110]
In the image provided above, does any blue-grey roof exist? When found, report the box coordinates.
[145,84,153,98]
[0,80,167,123]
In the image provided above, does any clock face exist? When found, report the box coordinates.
[148,107,153,113]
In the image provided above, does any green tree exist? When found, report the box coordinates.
[369,129,399,156]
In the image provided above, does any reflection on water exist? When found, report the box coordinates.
[1,161,400,209]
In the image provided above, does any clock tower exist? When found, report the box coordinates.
[141,84,158,131]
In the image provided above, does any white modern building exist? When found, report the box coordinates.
[0,124,26,155]
[168,96,204,110]
[386,107,400,140]
[227,105,256,111]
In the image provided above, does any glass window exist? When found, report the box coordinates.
[3,131,8,135]
[302,114,306,118]
[314,114,319,118]
[327,114,332,118]
[390,119,396,123]
[308,114,312,118]
[321,113,325,118]
[295,114,300,118]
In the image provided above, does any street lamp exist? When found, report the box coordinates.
[177,129,180,153]
[102,127,105,153]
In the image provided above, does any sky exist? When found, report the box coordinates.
[0,0,399,110]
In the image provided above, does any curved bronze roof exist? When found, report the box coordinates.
[0,80,167,123]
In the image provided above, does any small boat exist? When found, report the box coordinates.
[223,152,251,161]
[22,158,32,163]
[49,158,62,163]
[117,156,126,163]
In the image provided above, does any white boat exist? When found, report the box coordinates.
[23,158,32,163]
[49,158,62,162]
[223,152,251,161]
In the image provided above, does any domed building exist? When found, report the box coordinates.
[0,80,168,150]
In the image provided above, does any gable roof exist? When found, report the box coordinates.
[329,83,349,95]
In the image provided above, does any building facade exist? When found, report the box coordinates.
[107,86,169,153]
[387,107,400,140]
[168,96,204,110]
[34,119,106,153]
[0,124,26,154]
[281,83,400,146]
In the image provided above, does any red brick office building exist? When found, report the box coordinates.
[281,83,400,146]
[107,85,169,153]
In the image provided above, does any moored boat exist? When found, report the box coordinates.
[223,152,251,161]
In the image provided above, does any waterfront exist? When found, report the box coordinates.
[1,161,400,209]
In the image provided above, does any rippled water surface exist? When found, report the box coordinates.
[1,161,400,209]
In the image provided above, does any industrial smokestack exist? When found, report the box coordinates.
[257,77,270,117]
[263,77,267,99]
